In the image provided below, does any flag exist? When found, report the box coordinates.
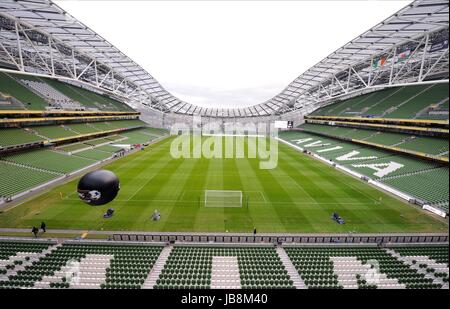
[396,49,411,63]
[373,56,386,69]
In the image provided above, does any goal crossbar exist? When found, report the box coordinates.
[205,190,243,208]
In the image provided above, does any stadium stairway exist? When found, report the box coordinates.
[142,245,173,289]
[276,247,307,289]
[211,256,242,289]
[0,241,448,289]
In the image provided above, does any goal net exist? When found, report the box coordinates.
[205,190,243,208]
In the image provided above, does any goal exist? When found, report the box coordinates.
[204,190,243,208]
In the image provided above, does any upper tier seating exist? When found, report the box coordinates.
[19,79,84,111]
[310,83,449,119]
[0,72,48,110]
[44,79,133,112]
[1,72,133,112]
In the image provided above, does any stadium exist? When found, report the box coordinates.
[0,0,448,291]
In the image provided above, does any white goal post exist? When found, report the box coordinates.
[205,190,243,208]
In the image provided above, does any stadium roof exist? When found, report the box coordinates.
[0,0,449,117]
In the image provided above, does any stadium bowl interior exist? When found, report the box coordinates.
[0,0,448,290]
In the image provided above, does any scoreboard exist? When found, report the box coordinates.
[274,121,294,129]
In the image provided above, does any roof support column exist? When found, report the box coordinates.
[72,48,77,78]
[368,56,374,86]
[14,21,24,71]
[49,38,55,76]
[389,47,397,85]
[419,34,429,82]
[346,67,351,91]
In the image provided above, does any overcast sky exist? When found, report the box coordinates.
[54,0,410,108]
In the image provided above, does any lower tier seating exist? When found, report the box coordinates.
[1,242,447,289]
[382,168,449,211]
[155,246,293,289]
[2,149,96,174]
[0,161,57,198]
[0,242,163,289]
[285,246,446,289]
[75,149,114,161]
[0,240,52,261]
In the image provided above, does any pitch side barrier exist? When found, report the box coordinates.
[305,115,449,129]
[112,233,449,244]
[297,128,449,164]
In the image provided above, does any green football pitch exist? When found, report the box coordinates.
[0,136,447,233]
